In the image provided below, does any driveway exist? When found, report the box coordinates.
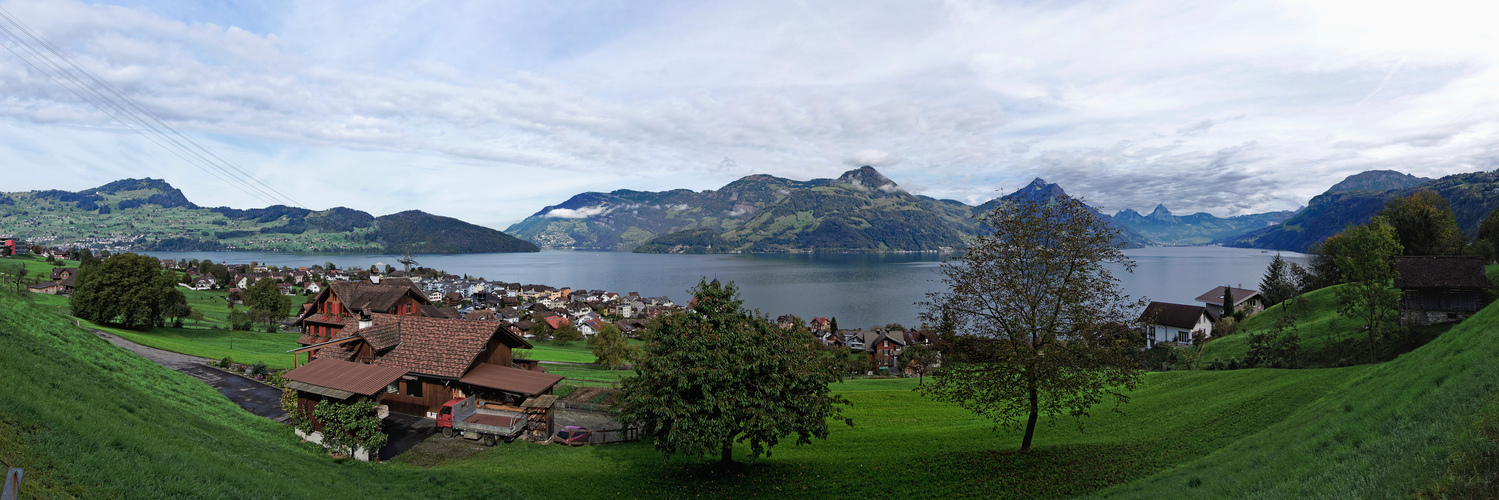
[90,328,288,423]
[378,413,435,460]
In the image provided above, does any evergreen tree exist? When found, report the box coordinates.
[1222,284,1235,318]
[1259,253,1296,307]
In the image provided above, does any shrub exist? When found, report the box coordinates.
[312,399,390,458]
[218,356,233,369]
[281,387,312,435]
[250,361,269,379]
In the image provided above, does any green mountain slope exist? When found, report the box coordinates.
[0,178,537,254]
[508,167,1140,253]
[1114,204,1296,246]
[1225,170,1499,252]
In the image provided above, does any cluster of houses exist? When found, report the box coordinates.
[1138,256,1490,347]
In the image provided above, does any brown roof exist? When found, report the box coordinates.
[369,315,532,379]
[1193,287,1261,306]
[465,309,496,321]
[1394,256,1489,289]
[459,363,564,396]
[284,357,408,397]
[322,280,431,316]
[347,317,404,352]
[1139,302,1215,330]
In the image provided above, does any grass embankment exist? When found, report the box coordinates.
[1098,293,1499,497]
[5,286,1498,497]
[0,292,522,499]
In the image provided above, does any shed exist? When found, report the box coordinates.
[1394,256,1490,326]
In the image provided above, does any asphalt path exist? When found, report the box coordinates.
[89,328,288,424]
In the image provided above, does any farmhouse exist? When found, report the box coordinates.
[1195,286,1264,318]
[292,313,562,417]
[295,277,433,347]
[1394,256,1489,326]
[1139,301,1216,347]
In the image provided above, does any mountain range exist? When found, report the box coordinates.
[0,178,538,254]
[1224,169,1498,252]
[1112,204,1298,246]
[507,167,1151,253]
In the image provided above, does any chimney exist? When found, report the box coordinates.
[371,275,381,284]
[358,312,373,330]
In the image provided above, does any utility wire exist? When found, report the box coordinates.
[0,6,306,209]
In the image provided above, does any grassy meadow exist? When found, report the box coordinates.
[3,279,1497,497]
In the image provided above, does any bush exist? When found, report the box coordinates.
[249,361,269,379]
[218,356,233,369]
[312,399,390,458]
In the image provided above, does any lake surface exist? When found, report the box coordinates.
[141,247,1305,329]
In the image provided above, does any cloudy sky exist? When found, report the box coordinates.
[2,0,1498,229]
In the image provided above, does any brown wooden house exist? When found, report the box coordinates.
[1394,256,1489,326]
[294,278,433,348]
[282,357,407,432]
[292,313,562,417]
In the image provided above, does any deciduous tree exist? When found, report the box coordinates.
[553,323,583,343]
[1380,190,1465,256]
[1334,217,1403,364]
[920,196,1144,453]
[587,323,632,368]
[615,279,850,464]
[69,253,184,329]
[896,343,939,385]
[245,277,291,328]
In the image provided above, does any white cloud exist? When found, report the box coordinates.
[544,206,612,219]
[0,0,1498,227]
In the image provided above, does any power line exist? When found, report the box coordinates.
[0,7,306,209]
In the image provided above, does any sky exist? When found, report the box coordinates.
[2,0,1498,229]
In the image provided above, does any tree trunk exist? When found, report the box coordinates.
[720,442,733,464]
[1368,326,1378,364]
[1021,385,1039,452]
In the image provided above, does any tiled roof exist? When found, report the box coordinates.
[460,363,563,396]
[1394,256,1489,289]
[1139,302,1214,330]
[1193,287,1261,306]
[326,280,430,315]
[368,315,530,379]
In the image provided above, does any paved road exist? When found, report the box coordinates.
[90,328,288,423]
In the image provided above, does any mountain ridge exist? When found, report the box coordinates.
[0,178,538,254]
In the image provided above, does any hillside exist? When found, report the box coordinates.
[4,286,1497,496]
[1113,204,1296,246]
[0,178,537,254]
[1225,170,1499,252]
[1325,169,1431,193]
[508,167,1141,253]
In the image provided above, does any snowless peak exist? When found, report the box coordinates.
[836,166,902,193]
[1150,204,1173,217]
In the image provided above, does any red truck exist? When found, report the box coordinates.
[435,397,526,446]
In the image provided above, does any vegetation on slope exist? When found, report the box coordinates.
[0,179,534,254]
[1099,296,1499,498]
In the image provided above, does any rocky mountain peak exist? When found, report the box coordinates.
[836,166,901,193]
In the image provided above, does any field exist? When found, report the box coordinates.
[3,286,1497,497]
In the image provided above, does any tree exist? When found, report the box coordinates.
[1475,207,1499,263]
[1380,190,1465,256]
[615,279,851,464]
[311,399,389,458]
[1334,217,1404,364]
[587,323,632,369]
[245,277,292,328]
[531,320,553,341]
[896,343,940,385]
[920,196,1144,453]
[1222,284,1236,318]
[553,323,583,343]
[69,253,185,330]
[829,317,839,334]
[1259,253,1297,307]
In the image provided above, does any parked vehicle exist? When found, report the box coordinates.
[553,426,591,446]
[436,397,525,446]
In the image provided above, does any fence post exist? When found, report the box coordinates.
[2,467,21,500]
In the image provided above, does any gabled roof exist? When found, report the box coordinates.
[1139,302,1216,330]
[1194,287,1261,306]
[1394,256,1489,289]
[326,280,431,315]
[368,315,532,379]
[460,363,563,397]
[284,357,407,398]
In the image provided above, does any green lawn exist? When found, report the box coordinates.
[1200,284,1353,363]
[515,338,645,364]
[82,319,303,369]
[3,285,1497,498]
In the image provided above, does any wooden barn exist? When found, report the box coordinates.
[1394,256,1490,326]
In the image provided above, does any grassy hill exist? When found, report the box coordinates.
[3,285,1497,497]
[0,178,537,254]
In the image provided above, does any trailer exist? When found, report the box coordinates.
[436,397,525,446]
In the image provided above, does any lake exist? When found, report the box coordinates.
[140,247,1305,329]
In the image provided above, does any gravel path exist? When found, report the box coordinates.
[89,328,288,423]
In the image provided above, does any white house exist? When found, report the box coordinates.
[1138,302,1217,348]
[1195,286,1265,318]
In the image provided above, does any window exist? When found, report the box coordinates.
[406,380,423,398]
[1174,331,1189,343]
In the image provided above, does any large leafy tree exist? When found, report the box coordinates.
[1379,190,1465,256]
[587,323,632,369]
[70,253,185,329]
[245,277,291,327]
[921,196,1144,452]
[1334,217,1404,364]
[615,279,851,464]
